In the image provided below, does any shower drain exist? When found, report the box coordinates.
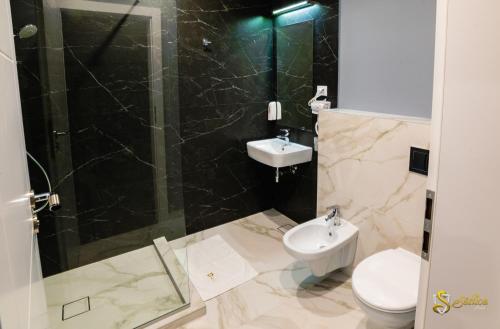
[62,296,91,321]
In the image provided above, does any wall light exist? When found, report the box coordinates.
[272,1,312,15]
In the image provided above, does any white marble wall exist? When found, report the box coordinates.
[317,109,430,266]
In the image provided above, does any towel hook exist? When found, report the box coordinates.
[202,38,212,51]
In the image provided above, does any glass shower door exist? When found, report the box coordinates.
[10,0,189,328]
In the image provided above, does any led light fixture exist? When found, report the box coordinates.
[272,1,312,15]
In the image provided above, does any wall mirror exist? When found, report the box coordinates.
[275,20,314,131]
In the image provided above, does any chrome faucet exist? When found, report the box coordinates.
[325,205,342,229]
[277,129,290,150]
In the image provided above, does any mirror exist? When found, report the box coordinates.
[275,20,314,130]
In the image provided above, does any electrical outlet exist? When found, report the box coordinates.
[317,85,327,97]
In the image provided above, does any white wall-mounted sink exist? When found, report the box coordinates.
[246,138,312,168]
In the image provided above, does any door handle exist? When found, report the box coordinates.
[29,191,39,235]
[53,130,69,136]
[52,130,70,153]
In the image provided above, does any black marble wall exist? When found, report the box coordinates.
[11,0,187,276]
[10,0,339,277]
[272,0,339,223]
[176,0,275,233]
[176,0,339,231]
[61,10,156,243]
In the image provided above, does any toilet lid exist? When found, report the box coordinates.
[352,248,421,312]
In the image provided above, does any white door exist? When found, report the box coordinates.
[0,0,45,328]
[418,0,500,327]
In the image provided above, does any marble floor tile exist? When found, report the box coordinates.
[175,209,368,329]
[43,245,187,329]
[42,209,369,329]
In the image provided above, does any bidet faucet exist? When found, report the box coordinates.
[326,205,341,227]
[277,129,290,149]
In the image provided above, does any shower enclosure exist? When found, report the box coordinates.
[10,0,189,327]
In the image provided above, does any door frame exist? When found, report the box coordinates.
[416,0,500,327]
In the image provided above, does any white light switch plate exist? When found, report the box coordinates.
[317,85,327,97]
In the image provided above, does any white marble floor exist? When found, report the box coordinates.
[172,209,369,329]
[43,244,188,329]
[42,209,370,329]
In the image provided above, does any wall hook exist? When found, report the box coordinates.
[202,38,212,51]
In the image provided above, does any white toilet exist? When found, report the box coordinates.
[352,248,421,329]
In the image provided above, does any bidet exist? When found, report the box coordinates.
[283,215,358,277]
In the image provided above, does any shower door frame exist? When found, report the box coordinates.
[39,0,169,271]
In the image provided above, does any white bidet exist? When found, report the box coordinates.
[283,216,358,277]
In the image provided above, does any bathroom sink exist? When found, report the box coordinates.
[246,138,312,168]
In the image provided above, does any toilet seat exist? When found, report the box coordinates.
[352,248,421,313]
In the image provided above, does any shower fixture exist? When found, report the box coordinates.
[16,24,38,39]
[27,152,61,213]
[33,192,61,212]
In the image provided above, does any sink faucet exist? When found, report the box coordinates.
[277,129,290,150]
[325,205,341,235]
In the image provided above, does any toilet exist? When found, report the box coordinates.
[352,248,421,329]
